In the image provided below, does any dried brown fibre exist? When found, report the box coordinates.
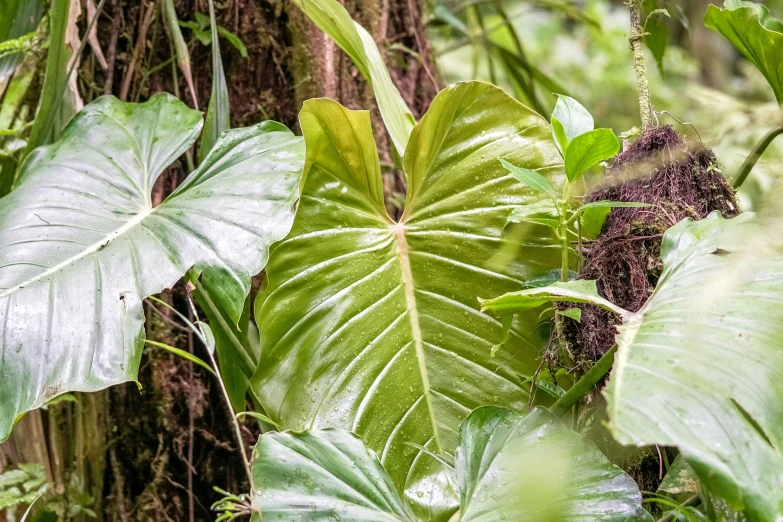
[568,126,740,363]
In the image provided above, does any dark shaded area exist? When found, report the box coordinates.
[567,125,740,364]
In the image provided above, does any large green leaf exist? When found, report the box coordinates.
[0,94,304,441]
[251,429,417,521]
[705,3,783,104]
[290,0,415,156]
[456,406,651,522]
[603,212,783,520]
[248,407,649,522]
[252,81,563,520]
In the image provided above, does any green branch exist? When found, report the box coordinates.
[732,126,783,189]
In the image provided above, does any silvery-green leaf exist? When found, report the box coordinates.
[0,94,303,441]
[251,429,417,521]
[605,212,783,520]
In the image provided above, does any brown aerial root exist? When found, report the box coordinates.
[565,125,740,366]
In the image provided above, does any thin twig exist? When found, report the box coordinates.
[119,0,157,101]
[657,494,701,522]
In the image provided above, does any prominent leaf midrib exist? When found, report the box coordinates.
[392,223,444,455]
[0,206,154,299]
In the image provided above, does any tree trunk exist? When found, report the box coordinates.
[0,0,437,520]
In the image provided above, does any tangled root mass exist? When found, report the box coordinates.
[568,125,740,363]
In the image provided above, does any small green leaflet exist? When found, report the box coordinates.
[564,128,620,181]
[501,159,559,201]
[552,94,594,146]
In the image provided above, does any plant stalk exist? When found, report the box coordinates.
[657,494,701,522]
[550,345,617,417]
[628,0,652,130]
[732,126,783,189]
[184,284,256,497]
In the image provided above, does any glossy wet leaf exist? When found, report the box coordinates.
[252,81,563,520]
[290,0,415,155]
[456,406,652,522]
[564,128,620,181]
[0,94,304,441]
[604,212,783,520]
[251,429,416,521]
[705,3,783,103]
[501,159,558,202]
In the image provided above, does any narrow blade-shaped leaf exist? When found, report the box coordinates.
[0,0,44,86]
[456,406,652,522]
[605,212,783,520]
[500,159,558,201]
[564,128,620,181]
[162,0,198,108]
[199,0,230,162]
[290,0,415,156]
[251,429,417,521]
[705,3,783,103]
[577,200,651,212]
[24,0,82,156]
[252,82,563,520]
[479,280,629,318]
[0,94,304,441]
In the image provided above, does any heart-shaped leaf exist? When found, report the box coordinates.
[456,406,652,522]
[705,2,783,103]
[0,94,304,440]
[603,212,783,520]
[252,81,563,520]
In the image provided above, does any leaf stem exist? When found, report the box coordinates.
[550,345,617,418]
[628,0,653,129]
[184,280,256,497]
[732,126,783,189]
[657,494,700,522]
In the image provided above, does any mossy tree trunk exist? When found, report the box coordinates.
[0,0,437,520]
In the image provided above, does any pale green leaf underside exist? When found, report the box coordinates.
[291,0,415,156]
[479,280,629,319]
[605,212,783,520]
[0,94,304,441]
[252,82,563,521]
[252,429,416,521]
[457,407,651,522]
[705,4,783,103]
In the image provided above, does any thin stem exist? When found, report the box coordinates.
[657,494,700,522]
[627,0,652,129]
[732,126,783,189]
[184,283,256,497]
[551,345,617,417]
